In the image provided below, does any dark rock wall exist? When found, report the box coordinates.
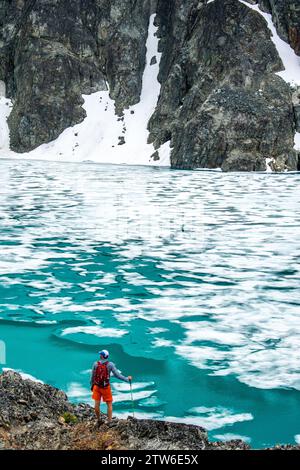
[150,0,297,171]
[1,0,105,151]
[0,0,299,170]
[0,0,151,152]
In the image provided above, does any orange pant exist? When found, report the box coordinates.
[92,384,113,403]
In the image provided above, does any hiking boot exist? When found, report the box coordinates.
[107,420,118,428]
[97,417,106,427]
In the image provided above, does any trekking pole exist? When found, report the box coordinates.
[129,379,135,418]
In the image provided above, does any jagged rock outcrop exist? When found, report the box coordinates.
[0,0,154,152]
[0,0,299,171]
[1,371,300,450]
[0,370,251,450]
[259,0,300,55]
[150,0,297,171]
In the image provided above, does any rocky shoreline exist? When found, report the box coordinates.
[0,370,299,451]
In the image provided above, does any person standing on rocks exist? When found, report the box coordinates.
[91,349,132,423]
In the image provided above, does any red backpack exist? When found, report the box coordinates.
[94,361,110,388]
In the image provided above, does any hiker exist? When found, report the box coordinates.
[91,349,132,422]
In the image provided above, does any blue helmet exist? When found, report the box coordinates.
[99,349,109,359]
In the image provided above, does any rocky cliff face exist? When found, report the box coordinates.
[0,0,299,171]
[0,0,153,152]
[150,0,298,171]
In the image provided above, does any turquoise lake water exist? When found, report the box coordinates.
[0,158,300,448]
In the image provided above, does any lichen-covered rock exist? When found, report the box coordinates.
[0,370,72,428]
[293,86,300,132]
[116,417,209,451]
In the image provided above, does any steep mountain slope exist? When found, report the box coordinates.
[0,0,299,171]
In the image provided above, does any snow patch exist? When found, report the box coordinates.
[239,1,300,87]
[0,15,171,167]
[295,132,300,151]
[0,96,11,150]
[266,157,275,172]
